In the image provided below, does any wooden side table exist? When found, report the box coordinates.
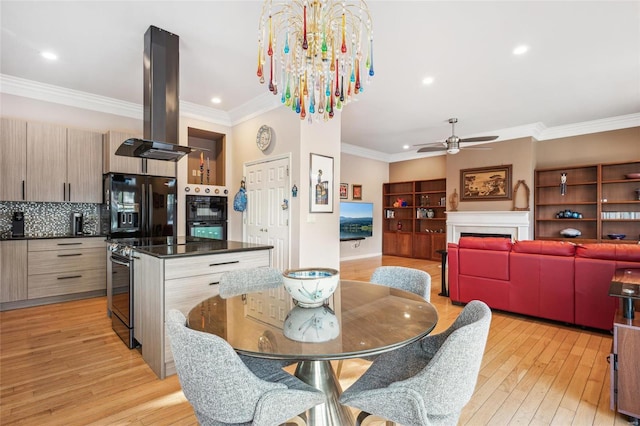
[608,269,640,421]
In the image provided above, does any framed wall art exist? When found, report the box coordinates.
[310,153,334,213]
[460,164,512,201]
[339,183,349,199]
[352,184,362,200]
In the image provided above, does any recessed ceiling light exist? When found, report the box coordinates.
[403,145,410,150]
[422,76,434,85]
[513,45,529,55]
[41,51,58,60]
[211,97,221,104]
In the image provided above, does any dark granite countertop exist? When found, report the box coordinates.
[134,240,273,259]
[0,233,107,241]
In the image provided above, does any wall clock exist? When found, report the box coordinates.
[256,125,272,151]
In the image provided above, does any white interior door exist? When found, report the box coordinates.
[244,156,291,271]
[244,156,292,327]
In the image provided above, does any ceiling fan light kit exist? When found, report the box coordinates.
[415,118,499,154]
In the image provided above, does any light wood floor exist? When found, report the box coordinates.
[0,256,631,425]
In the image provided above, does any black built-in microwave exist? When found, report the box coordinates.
[186,195,227,240]
[186,195,227,221]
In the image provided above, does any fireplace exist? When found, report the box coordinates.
[460,232,511,239]
[446,211,531,244]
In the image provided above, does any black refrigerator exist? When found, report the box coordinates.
[104,173,177,239]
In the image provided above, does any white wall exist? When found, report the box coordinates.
[230,107,341,270]
[339,153,387,261]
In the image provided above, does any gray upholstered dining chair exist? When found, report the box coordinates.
[219,267,297,370]
[219,267,284,298]
[370,265,431,301]
[336,265,432,378]
[166,309,325,426]
[339,300,492,426]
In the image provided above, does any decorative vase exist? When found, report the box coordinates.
[449,189,459,211]
[282,268,339,308]
[283,305,339,343]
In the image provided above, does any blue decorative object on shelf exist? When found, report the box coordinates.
[607,234,626,240]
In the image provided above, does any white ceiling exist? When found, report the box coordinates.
[1,1,639,161]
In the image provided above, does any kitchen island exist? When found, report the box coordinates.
[131,240,272,379]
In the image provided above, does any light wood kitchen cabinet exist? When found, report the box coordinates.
[27,122,68,202]
[0,118,27,201]
[27,237,106,299]
[104,130,142,174]
[104,130,176,177]
[134,248,271,378]
[67,128,103,203]
[0,241,28,303]
[1,118,103,203]
[146,155,176,177]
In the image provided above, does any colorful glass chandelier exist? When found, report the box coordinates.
[257,0,374,122]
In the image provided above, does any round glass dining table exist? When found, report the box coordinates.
[187,279,438,426]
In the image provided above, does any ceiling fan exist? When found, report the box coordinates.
[415,118,499,154]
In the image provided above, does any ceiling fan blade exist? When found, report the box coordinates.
[417,146,447,153]
[459,136,499,142]
[413,141,445,147]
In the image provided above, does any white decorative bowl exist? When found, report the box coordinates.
[282,268,339,308]
[560,228,582,238]
[284,305,339,342]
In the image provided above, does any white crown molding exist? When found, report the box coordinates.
[3,74,638,162]
[537,113,640,140]
[180,101,232,127]
[341,142,394,162]
[0,74,235,126]
[228,92,282,126]
[1,74,142,119]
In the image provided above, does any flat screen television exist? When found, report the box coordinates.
[340,202,373,240]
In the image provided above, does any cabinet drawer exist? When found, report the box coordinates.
[164,250,270,280]
[28,237,106,251]
[165,274,222,316]
[28,248,105,275]
[165,274,222,366]
[28,268,106,298]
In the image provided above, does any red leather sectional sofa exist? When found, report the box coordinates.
[448,237,640,331]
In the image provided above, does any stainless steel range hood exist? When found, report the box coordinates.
[116,138,193,161]
[116,26,195,162]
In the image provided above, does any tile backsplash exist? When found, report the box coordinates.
[0,202,102,237]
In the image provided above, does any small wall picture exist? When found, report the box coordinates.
[352,184,362,200]
[339,183,349,199]
[310,153,334,213]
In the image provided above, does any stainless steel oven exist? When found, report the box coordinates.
[110,250,136,348]
[186,195,227,240]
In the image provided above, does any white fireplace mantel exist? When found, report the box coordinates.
[446,211,532,244]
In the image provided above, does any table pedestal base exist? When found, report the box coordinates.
[295,360,355,426]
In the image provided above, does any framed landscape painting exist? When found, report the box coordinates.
[460,165,512,201]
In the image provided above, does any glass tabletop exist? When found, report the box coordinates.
[187,280,439,361]
[609,268,640,300]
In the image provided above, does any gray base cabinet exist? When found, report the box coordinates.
[134,249,271,379]
[0,241,28,302]
[27,238,106,299]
